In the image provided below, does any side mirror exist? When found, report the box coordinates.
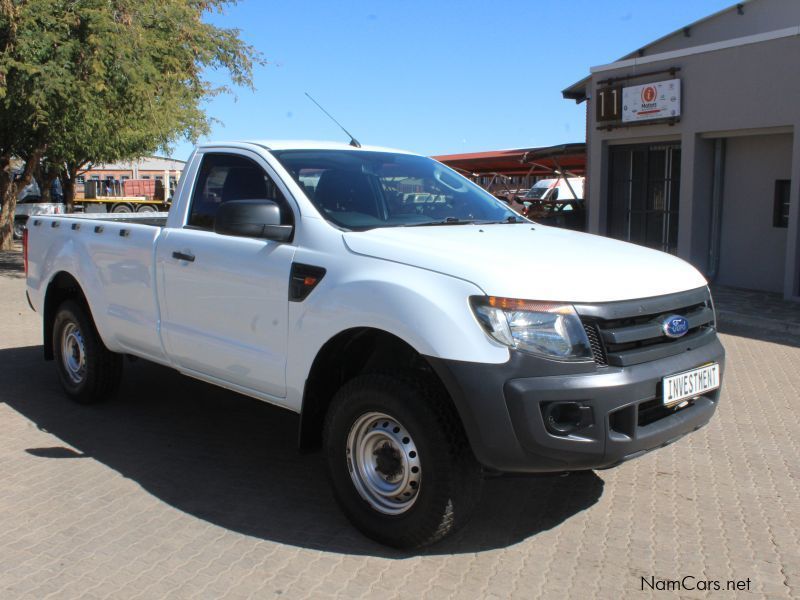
[215,199,293,242]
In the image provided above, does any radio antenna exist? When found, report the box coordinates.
[305,92,361,148]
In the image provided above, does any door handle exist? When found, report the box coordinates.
[172,251,195,262]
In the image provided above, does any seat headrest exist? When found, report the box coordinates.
[314,169,374,214]
[222,168,267,202]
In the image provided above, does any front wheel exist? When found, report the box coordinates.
[324,373,482,548]
[53,300,123,404]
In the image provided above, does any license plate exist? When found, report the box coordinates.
[662,364,720,406]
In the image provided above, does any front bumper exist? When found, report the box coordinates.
[426,335,725,473]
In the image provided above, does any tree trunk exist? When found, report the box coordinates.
[0,183,21,249]
[62,162,84,212]
[0,149,43,250]
[0,155,21,250]
[63,173,76,211]
[40,173,51,204]
[40,164,59,204]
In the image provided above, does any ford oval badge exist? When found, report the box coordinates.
[662,315,689,338]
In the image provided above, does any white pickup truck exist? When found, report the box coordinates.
[24,140,724,548]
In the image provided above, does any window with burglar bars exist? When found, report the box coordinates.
[607,143,681,254]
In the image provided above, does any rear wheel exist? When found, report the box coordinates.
[53,300,123,404]
[136,204,156,213]
[110,203,133,213]
[324,373,482,548]
[13,218,26,240]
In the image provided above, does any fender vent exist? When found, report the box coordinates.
[289,263,326,302]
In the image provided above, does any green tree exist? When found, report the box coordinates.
[0,0,259,248]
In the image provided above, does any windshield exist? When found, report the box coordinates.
[271,149,521,230]
[524,182,552,200]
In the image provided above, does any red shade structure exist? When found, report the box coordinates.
[432,143,586,178]
[432,143,586,201]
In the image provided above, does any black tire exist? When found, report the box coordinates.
[136,204,156,213]
[13,218,25,240]
[111,203,133,213]
[324,373,482,549]
[52,299,123,404]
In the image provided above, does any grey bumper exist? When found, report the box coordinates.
[426,335,725,473]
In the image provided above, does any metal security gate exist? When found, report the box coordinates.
[607,144,681,253]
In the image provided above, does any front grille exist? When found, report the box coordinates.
[637,397,693,427]
[576,287,716,367]
[609,395,701,433]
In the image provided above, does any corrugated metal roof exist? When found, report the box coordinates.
[433,143,585,176]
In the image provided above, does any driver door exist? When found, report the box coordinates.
[156,151,296,401]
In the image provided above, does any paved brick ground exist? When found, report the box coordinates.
[1,248,798,599]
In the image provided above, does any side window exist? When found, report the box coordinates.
[773,179,791,228]
[188,153,290,231]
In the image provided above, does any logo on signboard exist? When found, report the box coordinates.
[641,86,657,103]
[662,315,690,338]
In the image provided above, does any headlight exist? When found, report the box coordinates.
[470,296,592,361]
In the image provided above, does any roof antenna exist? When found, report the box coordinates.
[305,92,361,148]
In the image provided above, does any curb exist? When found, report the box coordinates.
[717,309,800,337]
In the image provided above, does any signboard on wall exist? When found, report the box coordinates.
[622,79,681,123]
[596,86,623,123]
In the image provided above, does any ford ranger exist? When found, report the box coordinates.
[23,140,724,548]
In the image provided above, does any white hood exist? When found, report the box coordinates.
[343,223,707,303]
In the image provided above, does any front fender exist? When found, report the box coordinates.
[284,253,509,410]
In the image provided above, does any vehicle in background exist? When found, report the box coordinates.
[14,196,65,240]
[74,178,172,214]
[522,198,586,231]
[12,171,65,240]
[523,176,584,202]
[519,176,586,231]
[14,196,66,239]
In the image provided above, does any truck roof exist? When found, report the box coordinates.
[198,139,415,155]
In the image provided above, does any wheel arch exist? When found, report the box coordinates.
[297,327,453,451]
[43,271,91,360]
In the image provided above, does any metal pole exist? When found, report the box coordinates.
[707,139,725,280]
[552,157,579,200]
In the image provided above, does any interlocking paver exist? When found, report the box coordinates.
[1,248,798,598]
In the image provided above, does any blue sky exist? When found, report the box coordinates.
[173,0,733,160]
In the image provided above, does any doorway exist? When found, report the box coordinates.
[608,143,681,253]
[716,133,792,293]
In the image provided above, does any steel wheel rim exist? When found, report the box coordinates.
[346,411,421,515]
[61,322,87,384]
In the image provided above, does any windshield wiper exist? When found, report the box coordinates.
[477,215,526,224]
[405,217,478,227]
